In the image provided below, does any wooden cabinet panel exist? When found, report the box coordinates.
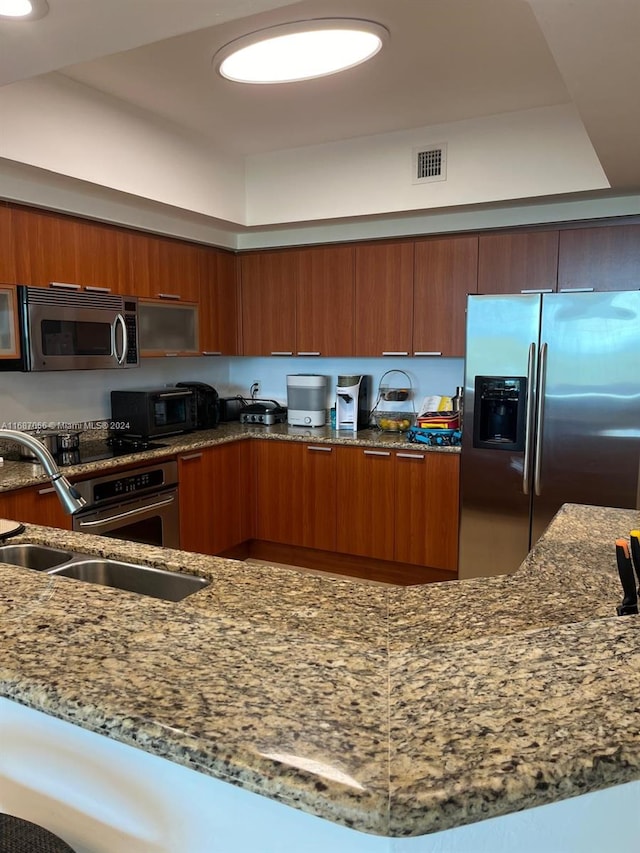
[478,230,559,295]
[255,441,336,550]
[199,248,239,355]
[336,446,395,560]
[413,235,478,357]
[558,224,640,291]
[394,451,459,571]
[297,245,355,357]
[0,205,17,284]
[12,207,79,287]
[354,241,414,356]
[240,250,298,355]
[0,483,72,530]
[75,220,131,294]
[131,234,201,301]
[178,441,251,555]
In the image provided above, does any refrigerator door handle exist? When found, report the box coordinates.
[522,342,537,495]
[534,342,548,496]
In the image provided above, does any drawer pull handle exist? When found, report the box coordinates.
[382,351,408,356]
[414,351,442,357]
[180,452,203,461]
[396,453,425,460]
[37,487,55,495]
[202,351,222,356]
[364,450,391,457]
[307,445,332,452]
[157,292,181,300]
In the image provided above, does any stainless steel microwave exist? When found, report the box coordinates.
[2,285,139,371]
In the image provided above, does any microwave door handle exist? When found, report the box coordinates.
[112,313,128,365]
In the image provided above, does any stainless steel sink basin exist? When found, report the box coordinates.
[0,543,74,571]
[48,558,209,601]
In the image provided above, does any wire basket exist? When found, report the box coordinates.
[371,369,416,432]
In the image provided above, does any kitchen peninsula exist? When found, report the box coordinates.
[1,501,640,851]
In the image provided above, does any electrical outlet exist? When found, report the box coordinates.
[250,380,261,398]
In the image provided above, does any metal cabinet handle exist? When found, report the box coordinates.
[180,452,203,461]
[307,445,332,452]
[364,450,391,457]
[164,352,179,357]
[37,487,55,495]
[270,351,294,356]
[84,285,111,293]
[414,351,442,357]
[558,287,594,293]
[297,351,321,356]
[522,342,536,496]
[202,351,222,356]
[396,453,425,460]
[382,351,409,356]
[157,292,181,300]
[520,289,553,294]
[534,342,548,496]
[49,281,81,290]
[78,496,176,528]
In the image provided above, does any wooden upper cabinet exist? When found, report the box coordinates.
[240,249,298,355]
[199,247,239,355]
[558,224,640,292]
[478,230,559,295]
[12,207,79,287]
[297,244,355,357]
[413,234,478,358]
[354,241,414,356]
[0,205,17,284]
[135,235,201,302]
[75,219,131,294]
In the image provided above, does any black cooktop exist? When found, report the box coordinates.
[5,437,169,467]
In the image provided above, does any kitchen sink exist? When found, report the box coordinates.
[48,558,209,601]
[0,543,73,571]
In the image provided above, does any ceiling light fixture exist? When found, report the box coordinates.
[213,18,388,84]
[0,0,49,20]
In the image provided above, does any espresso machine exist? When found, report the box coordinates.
[335,375,370,431]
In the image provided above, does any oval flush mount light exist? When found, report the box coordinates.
[0,0,49,20]
[214,18,388,84]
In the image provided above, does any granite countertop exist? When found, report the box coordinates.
[0,422,459,493]
[1,502,639,837]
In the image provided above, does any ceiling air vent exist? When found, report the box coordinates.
[412,143,447,184]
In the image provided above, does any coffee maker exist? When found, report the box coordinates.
[335,375,370,431]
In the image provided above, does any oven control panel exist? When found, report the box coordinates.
[73,460,178,506]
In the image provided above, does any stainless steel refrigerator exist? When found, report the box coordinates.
[459,291,640,579]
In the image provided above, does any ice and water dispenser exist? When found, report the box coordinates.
[472,377,527,451]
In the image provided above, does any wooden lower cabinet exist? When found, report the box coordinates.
[178,441,251,555]
[0,482,72,530]
[254,440,336,551]
[335,446,459,573]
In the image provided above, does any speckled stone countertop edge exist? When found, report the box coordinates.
[0,422,459,493]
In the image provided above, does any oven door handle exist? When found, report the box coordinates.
[77,495,176,529]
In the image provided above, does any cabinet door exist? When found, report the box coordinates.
[478,230,559,295]
[336,446,395,560]
[75,219,131,294]
[12,207,80,287]
[297,245,355,357]
[0,483,72,530]
[178,442,251,555]
[413,235,478,358]
[199,248,240,356]
[0,205,16,284]
[394,451,459,571]
[240,250,298,355]
[138,299,199,356]
[354,241,414,356]
[0,285,20,358]
[558,224,640,292]
[127,234,201,301]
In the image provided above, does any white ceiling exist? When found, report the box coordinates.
[1,0,639,223]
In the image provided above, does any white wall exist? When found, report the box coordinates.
[245,105,609,225]
[0,74,246,225]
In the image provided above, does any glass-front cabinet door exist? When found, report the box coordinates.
[138,299,199,356]
[0,286,19,359]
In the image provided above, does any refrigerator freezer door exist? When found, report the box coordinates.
[459,294,541,579]
[531,290,640,544]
